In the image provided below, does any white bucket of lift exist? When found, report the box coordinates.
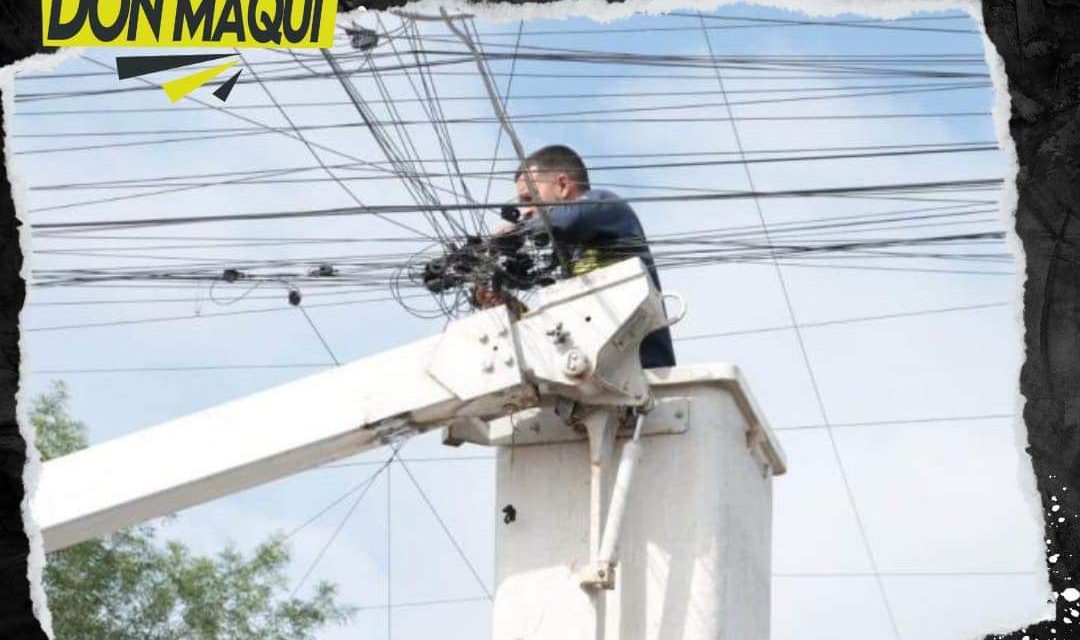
[490,363,785,640]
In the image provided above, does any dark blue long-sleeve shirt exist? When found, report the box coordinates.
[517,189,676,369]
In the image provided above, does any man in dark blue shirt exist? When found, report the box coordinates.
[501,145,676,369]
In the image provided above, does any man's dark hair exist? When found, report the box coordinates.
[515,144,591,191]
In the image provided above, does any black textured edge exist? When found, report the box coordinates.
[1,5,55,639]
[0,2,1068,639]
[979,3,1080,638]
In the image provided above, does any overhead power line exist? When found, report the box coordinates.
[12,81,993,116]
[677,301,1010,342]
[26,293,1009,338]
[26,145,1000,193]
[29,178,1005,232]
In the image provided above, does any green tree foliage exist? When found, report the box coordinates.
[33,382,353,640]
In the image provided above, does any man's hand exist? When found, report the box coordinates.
[471,284,503,309]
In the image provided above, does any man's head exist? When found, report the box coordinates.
[514,145,590,219]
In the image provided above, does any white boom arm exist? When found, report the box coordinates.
[33,259,675,552]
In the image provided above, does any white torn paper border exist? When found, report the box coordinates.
[4,42,86,640]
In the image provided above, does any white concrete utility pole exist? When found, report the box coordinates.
[32,257,786,640]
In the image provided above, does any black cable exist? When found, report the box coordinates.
[13,112,994,151]
[288,452,395,597]
[26,145,999,196]
[26,140,998,192]
[298,306,341,366]
[774,413,1014,432]
[13,81,993,117]
[394,453,492,600]
[698,15,903,637]
[29,178,1006,232]
[676,301,1009,342]
[27,299,1011,373]
[239,48,439,242]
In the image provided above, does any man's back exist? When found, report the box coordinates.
[519,189,676,369]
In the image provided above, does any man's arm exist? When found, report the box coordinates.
[516,194,644,251]
[514,200,589,244]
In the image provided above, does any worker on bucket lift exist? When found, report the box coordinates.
[481,144,676,369]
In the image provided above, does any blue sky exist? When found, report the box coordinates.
[11,3,1050,639]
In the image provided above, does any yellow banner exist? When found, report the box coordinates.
[42,0,337,48]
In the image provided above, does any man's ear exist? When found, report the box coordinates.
[556,173,574,199]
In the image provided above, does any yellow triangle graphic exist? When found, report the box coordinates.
[162,60,238,103]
